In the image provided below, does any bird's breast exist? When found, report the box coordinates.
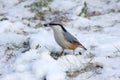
[53,30,69,49]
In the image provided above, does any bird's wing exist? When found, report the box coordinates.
[63,31,80,44]
[63,31,87,50]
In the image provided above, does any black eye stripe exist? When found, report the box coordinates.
[49,23,67,32]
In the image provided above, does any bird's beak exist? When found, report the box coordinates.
[43,23,49,27]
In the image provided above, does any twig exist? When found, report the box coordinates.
[87,71,96,79]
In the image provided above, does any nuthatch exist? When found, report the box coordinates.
[44,23,87,55]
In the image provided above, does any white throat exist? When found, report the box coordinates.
[52,25,62,33]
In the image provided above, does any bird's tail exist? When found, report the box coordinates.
[78,44,87,50]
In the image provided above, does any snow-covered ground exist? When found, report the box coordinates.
[0,0,120,80]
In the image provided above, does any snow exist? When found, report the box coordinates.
[50,0,76,11]
[0,0,120,80]
[1,72,36,80]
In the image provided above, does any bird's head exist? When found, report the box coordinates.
[44,23,67,32]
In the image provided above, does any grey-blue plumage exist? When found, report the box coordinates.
[63,31,87,50]
[63,31,80,44]
[44,23,87,51]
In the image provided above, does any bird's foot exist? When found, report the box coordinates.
[73,51,82,56]
[79,52,82,55]
[60,52,65,56]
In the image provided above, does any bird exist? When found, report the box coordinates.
[44,22,87,55]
